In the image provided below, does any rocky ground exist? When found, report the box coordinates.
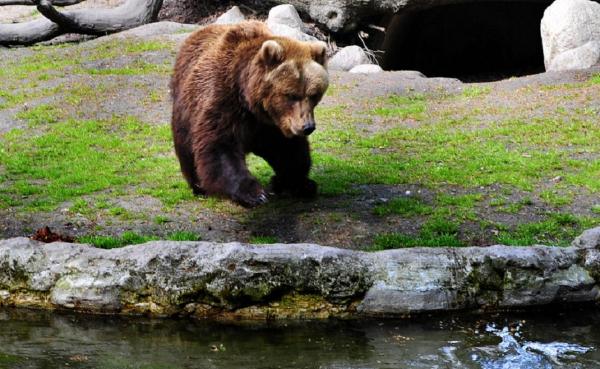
[0,21,599,250]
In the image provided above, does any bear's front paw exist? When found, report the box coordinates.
[293,178,318,198]
[270,176,317,198]
[233,178,268,208]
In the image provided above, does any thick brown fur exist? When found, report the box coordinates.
[171,21,329,207]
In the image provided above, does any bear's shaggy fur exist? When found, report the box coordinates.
[170,21,329,207]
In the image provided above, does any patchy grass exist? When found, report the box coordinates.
[83,62,171,76]
[0,90,26,109]
[311,105,600,197]
[78,231,159,249]
[373,196,432,217]
[78,230,201,248]
[154,215,170,224]
[167,231,201,242]
[370,217,463,250]
[372,94,426,120]
[460,86,491,98]
[495,213,593,246]
[15,104,61,126]
[1,37,599,248]
[0,116,189,211]
[540,190,574,207]
[249,235,279,244]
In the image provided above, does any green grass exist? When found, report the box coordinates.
[15,104,61,126]
[84,62,171,76]
[167,231,201,242]
[437,193,482,208]
[540,190,574,207]
[0,116,191,211]
[373,196,432,216]
[590,74,600,85]
[0,89,26,109]
[154,215,170,224]
[488,196,531,214]
[372,94,426,120]
[0,38,173,84]
[78,231,159,249]
[78,230,201,248]
[495,213,592,246]
[461,86,491,98]
[311,106,600,196]
[249,235,278,244]
[369,217,463,250]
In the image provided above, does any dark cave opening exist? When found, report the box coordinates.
[376,2,552,82]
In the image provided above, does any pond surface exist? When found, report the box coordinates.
[1,307,600,369]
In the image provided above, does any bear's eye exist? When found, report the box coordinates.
[287,94,302,102]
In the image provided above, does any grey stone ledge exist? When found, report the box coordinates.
[1,229,600,319]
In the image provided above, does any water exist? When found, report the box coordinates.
[1,308,600,369]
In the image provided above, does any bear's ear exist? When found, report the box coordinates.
[260,40,284,66]
[310,41,328,66]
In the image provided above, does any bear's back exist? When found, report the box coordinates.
[170,22,272,100]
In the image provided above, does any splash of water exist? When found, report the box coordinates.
[473,323,592,369]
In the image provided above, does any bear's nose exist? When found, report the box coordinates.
[302,122,316,136]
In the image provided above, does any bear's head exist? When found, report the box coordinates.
[249,38,329,138]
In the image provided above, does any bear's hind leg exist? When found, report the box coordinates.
[174,141,205,195]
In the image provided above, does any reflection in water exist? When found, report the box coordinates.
[0,308,599,369]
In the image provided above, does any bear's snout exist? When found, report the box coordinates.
[302,121,316,136]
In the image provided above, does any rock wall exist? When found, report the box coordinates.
[1,227,600,319]
[271,0,553,32]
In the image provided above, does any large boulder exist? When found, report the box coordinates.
[214,6,246,25]
[349,64,384,74]
[270,0,366,32]
[328,45,371,71]
[541,0,600,71]
[267,4,306,32]
[268,23,318,42]
[266,4,317,42]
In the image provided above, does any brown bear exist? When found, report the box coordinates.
[170,21,329,207]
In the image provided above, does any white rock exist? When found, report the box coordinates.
[549,41,600,71]
[267,4,305,31]
[573,226,600,249]
[349,64,383,74]
[328,46,371,71]
[214,6,245,25]
[396,70,427,78]
[268,23,317,42]
[541,0,600,71]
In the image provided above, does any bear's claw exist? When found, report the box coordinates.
[233,178,269,207]
[234,191,269,208]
